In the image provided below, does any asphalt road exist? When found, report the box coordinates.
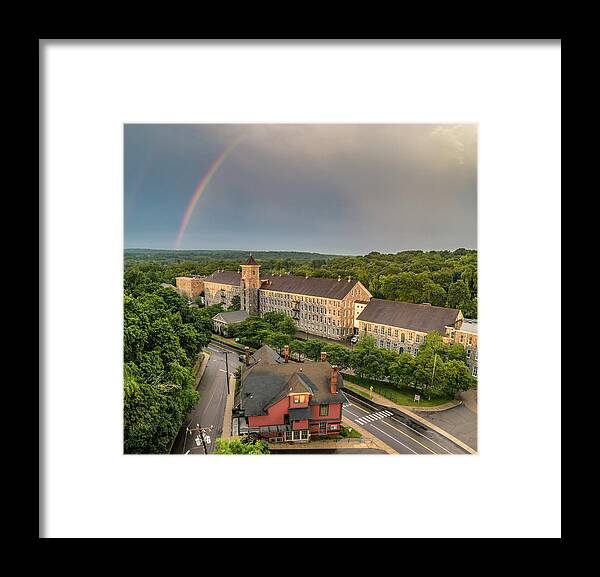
[341,391,469,455]
[170,343,242,455]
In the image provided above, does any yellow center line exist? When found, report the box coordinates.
[378,419,437,455]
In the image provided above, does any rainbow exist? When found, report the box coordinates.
[174,135,244,249]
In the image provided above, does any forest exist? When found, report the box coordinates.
[125,248,478,317]
[123,273,218,453]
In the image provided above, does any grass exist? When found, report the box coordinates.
[342,375,453,408]
[339,424,362,438]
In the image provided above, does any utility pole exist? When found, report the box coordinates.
[429,352,438,401]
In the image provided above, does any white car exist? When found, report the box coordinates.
[350,336,358,344]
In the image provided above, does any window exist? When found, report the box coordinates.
[466,349,471,358]
[285,431,293,441]
[472,366,478,377]
[319,404,329,416]
[401,333,405,342]
[460,335,464,343]
[329,424,338,431]
[294,395,302,404]
[399,347,404,353]
[319,422,327,433]
[475,349,478,361]
[416,335,420,344]
[299,430,309,440]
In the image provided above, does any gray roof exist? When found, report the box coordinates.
[204,270,241,286]
[249,345,284,366]
[212,310,249,324]
[261,274,361,300]
[240,361,345,417]
[357,299,460,334]
[288,407,311,421]
[457,319,478,334]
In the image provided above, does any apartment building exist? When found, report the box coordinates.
[354,299,463,356]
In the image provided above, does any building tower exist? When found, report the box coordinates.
[240,254,261,315]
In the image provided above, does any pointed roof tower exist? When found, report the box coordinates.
[243,254,258,266]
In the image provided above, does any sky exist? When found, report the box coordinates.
[124,124,477,255]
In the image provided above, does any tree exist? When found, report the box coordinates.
[289,339,306,361]
[350,335,388,380]
[227,295,241,311]
[267,331,289,354]
[388,352,415,387]
[443,359,474,396]
[447,280,470,309]
[213,436,270,454]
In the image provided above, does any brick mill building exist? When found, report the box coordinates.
[200,255,372,340]
[236,345,345,442]
[354,299,462,355]
[445,319,478,377]
[176,256,477,377]
[175,275,206,300]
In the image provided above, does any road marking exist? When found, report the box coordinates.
[378,419,437,454]
[369,424,419,454]
[387,416,454,454]
[344,394,450,454]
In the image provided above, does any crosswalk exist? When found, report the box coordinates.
[351,409,394,426]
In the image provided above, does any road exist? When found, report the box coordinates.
[170,342,242,454]
[341,391,469,455]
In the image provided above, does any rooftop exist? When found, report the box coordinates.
[240,356,345,417]
[242,254,258,266]
[357,299,460,334]
[212,310,249,324]
[204,270,241,286]
[261,274,364,300]
[457,319,478,334]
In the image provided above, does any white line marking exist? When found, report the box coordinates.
[370,424,419,454]
[344,393,453,454]
[388,416,454,454]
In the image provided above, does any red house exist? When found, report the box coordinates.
[237,345,345,443]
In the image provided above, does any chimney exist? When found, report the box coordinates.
[244,346,250,367]
[330,365,338,394]
[283,344,289,363]
[320,351,327,362]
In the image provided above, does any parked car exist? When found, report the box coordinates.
[238,354,246,362]
[350,336,358,343]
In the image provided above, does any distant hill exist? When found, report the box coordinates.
[124,248,343,263]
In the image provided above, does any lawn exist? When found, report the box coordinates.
[341,375,453,408]
[339,424,362,438]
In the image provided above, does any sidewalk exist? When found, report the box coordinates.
[220,375,237,438]
[348,387,477,454]
[194,351,211,390]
